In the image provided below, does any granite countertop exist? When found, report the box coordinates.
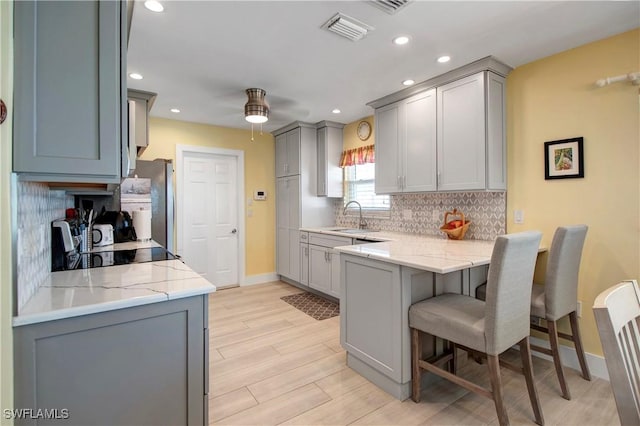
[303,227,545,274]
[14,242,215,327]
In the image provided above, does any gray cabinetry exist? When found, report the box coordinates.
[276,175,301,282]
[436,71,506,191]
[308,233,351,299]
[13,0,127,183]
[316,121,345,198]
[274,122,334,285]
[13,295,208,425]
[300,232,309,286]
[372,58,510,193]
[128,89,157,156]
[340,253,489,400]
[374,90,437,194]
[275,127,301,177]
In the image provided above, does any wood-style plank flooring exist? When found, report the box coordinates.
[209,281,619,425]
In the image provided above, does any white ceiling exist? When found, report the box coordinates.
[127,1,639,133]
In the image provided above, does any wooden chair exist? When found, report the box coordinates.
[530,225,590,400]
[593,280,640,426]
[409,231,544,426]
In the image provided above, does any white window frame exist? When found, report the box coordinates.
[343,162,390,217]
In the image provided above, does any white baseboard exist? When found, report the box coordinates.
[241,272,280,287]
[529,335,609,381]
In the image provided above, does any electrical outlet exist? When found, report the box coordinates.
[577,300,582,318]
[514,209,524,224]
[403,209,413,220]
[432,210,439,221]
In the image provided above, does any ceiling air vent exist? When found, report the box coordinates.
[368,0,413,15]
[321,13,374,42]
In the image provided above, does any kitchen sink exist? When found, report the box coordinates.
[330,228,379,234]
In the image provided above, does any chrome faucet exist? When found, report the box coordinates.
[343,200,367,229]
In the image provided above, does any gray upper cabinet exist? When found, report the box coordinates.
[375,90,437,194]
[128,89,157,155]
[437,71,506,191]
[13,0,127,183]
[275,127,301,177]
[316,121,344,198]
[370,57,510,193]
[374,102,401,194]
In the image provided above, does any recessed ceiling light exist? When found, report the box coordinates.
[437,55,451,63]
[170,108,180,113]
[332,109,341,114]
[129,73,143,80]
[144,0,164,12]
[393,35,410,45]
[402,79,415,86]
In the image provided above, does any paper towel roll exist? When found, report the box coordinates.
[133,209,152,241]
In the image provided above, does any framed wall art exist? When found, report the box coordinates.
[544,137,584,180]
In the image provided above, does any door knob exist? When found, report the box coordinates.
[231,228,237,234]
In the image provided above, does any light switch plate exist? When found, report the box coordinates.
[514,210,524,224]
[403,209,412,220]
[432,210,439,221]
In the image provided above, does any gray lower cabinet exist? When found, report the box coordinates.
[340,253,488,400]
[308,233,351,299]
[13,296,208,426]
[13,0,128,183]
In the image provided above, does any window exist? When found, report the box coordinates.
[343,163,390,211]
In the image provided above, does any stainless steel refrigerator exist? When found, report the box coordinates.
[120,159,174,252]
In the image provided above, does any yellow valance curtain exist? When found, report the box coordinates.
[339,145,375,168]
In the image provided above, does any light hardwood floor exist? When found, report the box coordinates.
[209,281,619,425]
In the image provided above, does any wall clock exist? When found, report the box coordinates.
[357,120,371,141]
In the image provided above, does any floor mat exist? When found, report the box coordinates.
[281,292,339,320]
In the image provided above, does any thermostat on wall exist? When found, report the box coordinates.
[254,190,267,201]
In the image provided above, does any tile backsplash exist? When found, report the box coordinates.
[16,181,73,311]
[335,192,506,240]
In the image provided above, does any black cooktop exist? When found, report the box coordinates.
[55,247,177,271]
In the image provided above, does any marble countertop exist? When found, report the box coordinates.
[300,227,401,242]
[14,245,215,327]
[335,238,497,274]
[88,240,162,253]
[303,227,544,274]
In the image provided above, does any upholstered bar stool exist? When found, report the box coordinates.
[409,231,544,426]
[530,225,591,400]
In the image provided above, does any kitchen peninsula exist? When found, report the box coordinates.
[13,242,215,426]
[334,236,533,401]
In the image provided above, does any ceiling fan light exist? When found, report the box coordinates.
[244,88,269,123]
[245,114,268,124]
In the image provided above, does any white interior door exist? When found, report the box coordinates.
[179,147,242,287]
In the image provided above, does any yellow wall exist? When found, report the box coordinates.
[0,0,13,422]
[343,116,375,150]
[141,117,275,277]
[507,28,639,356]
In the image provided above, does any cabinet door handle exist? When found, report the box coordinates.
[397,176,402,189]
[437,171,441,186]
[403,176,407,189]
